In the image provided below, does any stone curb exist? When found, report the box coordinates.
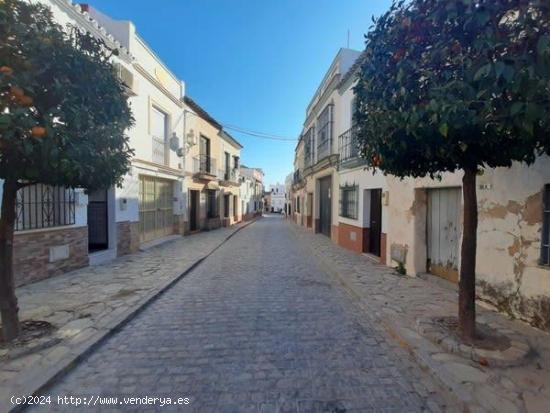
[416,317,531,368]
[4,217,260,413]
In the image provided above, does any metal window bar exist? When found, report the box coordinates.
[152,135,167,165]
[317,105,333,161]
[303,127,314,168]
[193,155,216,175]
[338,126,360,164]
[339,185,358,219]
[15,184,75,231]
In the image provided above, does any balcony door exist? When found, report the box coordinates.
[151,107,168,166]
[200,136,211,172]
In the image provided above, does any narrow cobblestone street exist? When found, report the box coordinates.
[27,216,456,412]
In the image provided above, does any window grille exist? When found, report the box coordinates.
[15,184,75,231]
[339,185,358,219]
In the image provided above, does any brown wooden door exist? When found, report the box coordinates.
[369,189,382,256]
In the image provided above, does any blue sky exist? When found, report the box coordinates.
[86,0,392,186]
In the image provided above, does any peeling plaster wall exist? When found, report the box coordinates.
[387,156,550,330]
[475,156,550,329]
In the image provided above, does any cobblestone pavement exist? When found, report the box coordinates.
[288,220,550,413]
[26,215,457,413]
[1,221,251,412]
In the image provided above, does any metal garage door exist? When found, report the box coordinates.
[139,176,174,243]
[427,188,461,283]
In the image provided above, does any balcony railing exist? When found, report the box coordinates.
[338,126,363,166]
[219,168,239,182]
[152,135,167,165]
[293,169,302,185]
[193,155,217,175]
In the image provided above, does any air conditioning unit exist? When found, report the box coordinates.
[114,63,139,96]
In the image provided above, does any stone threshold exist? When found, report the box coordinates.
[1,218,260,413]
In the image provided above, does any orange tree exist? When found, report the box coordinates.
[0,0,133,341]
[354,0,550,340]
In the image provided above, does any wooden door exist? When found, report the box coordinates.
[318,176,332,237]
[427,188,461,283]
[369,189,382,256]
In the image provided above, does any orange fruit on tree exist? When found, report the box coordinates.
[10,86,24,97]
[31,126,46,138]
[0,66,13,76]
[18,95,33,107]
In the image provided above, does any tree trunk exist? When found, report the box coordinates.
[0,179,20,342]
[459,168,478,341]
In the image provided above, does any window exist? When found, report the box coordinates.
[339,185,358,219]
[206,190,218,218]
[542,184,550,266]
[151,106,168,165]
[303,127,314,166]
[233,156,239,169]
[316,105,333,159]
[224,152,230,179]
[15,184,75,231]
[296,196,300,213]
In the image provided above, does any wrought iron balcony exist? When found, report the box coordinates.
[293,169,302,185]
[219,168,239,184]
[152,135,167,165]
[193,155,217,177]
[338,126,364,168]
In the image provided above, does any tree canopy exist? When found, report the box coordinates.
[354,0,550,178]
[0,0,134,190]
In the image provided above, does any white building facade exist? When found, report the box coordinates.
[292,47,550,330]
[268,183,286,213]
[6,1,251,287]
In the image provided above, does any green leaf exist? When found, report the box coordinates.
[510,102,524,116]
[439,123,448,137]
[474,64,491,81]
[537,35,550,57]
[0,114,10,129]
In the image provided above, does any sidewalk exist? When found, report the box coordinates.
[0,219,258,413]
[289,222,550,413]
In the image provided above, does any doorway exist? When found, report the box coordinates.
[427,188,461,283]
[318,176,332,237]
[88,189,108,252]
[138,176,174,243]
[189,190,199,232]
[368,189,382,256]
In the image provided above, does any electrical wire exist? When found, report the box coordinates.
[221,123,298,142]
